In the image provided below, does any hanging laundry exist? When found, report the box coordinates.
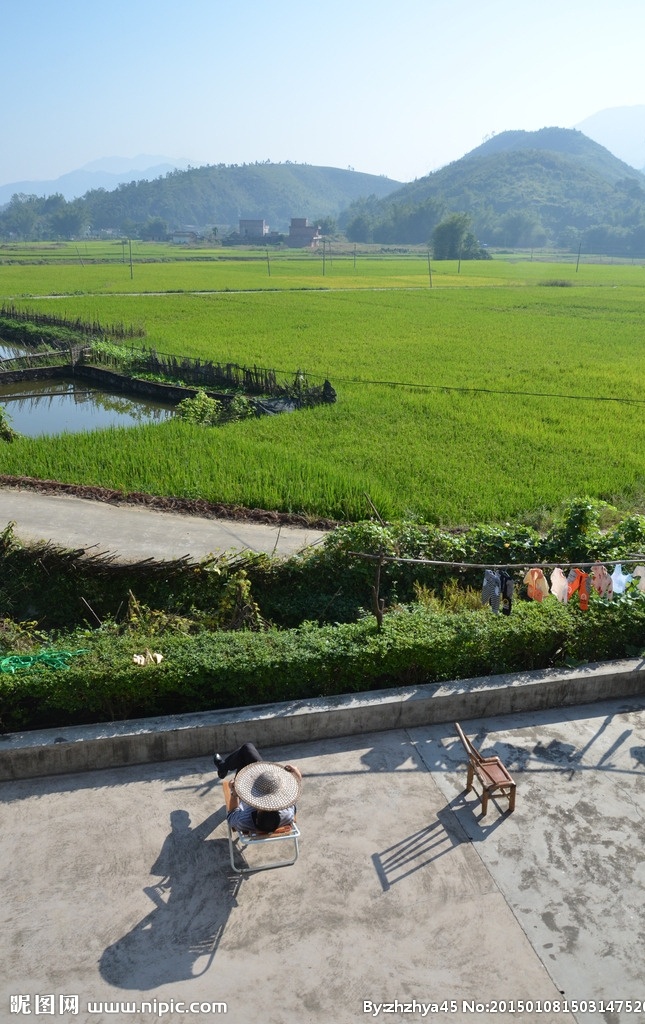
[566,568,590,610]
[633,566,645,593]
[523,567,549,602]
[591,564,613,600]
[499,569,514,615]
[482,569,502,614]
[550,567,569,603]
[610,563,633,595]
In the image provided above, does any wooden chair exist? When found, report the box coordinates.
[454,722,516,815]
[223,779,300,874]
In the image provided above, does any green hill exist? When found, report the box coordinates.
[342,128,645,251]
[0,163,402,240]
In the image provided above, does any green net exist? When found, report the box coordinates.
[0,650,88,673]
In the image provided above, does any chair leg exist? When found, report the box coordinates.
[508,784,516,813]
[466,763,474,793]
[227,823,245,873]
[480,788,489,816]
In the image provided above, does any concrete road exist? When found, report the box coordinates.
[2,696,644,1024]
[0,486,328,560]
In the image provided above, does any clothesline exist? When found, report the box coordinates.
[347,551,645,571]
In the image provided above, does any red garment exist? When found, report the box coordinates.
[567,569,590,611]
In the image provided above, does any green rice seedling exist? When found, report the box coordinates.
[1,259,644,524]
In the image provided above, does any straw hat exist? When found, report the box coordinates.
[234,762,301,811]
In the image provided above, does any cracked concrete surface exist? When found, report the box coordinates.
[2,696,644,1023]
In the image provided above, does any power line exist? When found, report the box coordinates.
[297,373,645,406]
[348,551,645,570]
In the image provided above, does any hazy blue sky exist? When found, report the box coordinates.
[2,0,645,186]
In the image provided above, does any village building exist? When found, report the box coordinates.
[238,219,269,239]
[286,218,321,248]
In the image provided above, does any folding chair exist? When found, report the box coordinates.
[454,722,516,815]
[223,779,300,874]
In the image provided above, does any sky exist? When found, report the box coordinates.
[2,0,645,187]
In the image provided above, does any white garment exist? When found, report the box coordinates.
[610,563,633,594]
[550,567,569,603]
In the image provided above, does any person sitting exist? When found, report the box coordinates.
[215,742,302,834]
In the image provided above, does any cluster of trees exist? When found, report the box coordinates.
[341,200,489,259]
[0,191,178,242]
[0,193,89,240]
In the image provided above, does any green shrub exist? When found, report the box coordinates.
[1,594,644,733]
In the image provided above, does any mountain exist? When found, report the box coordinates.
[343,128,645,250]
[76,163,402,233]
[0,162,402,240]
[0,155,193,206]
[575,107,645,170]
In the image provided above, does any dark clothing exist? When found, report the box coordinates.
[219,741,262,776]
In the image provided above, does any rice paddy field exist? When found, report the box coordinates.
[0,243,644,525]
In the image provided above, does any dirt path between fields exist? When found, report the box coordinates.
[0,476,333,561]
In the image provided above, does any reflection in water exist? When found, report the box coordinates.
[0,341,34,360]
[0,378,175,436]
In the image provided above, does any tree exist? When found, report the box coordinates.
[432,213,483,260]
[315,215,337,236]
[346,213,372,243]
[48,200,88,240]
[3,194,40,239]
[140,217,168,241]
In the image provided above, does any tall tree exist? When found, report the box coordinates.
[432,213,478,260]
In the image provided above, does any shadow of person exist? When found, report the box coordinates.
[100,807,239,990]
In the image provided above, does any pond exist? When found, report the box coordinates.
[0,378,176,437]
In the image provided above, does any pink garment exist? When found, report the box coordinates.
[591,564,613,600]
[524,569,552,598]
[523,568,549,602]
[550,567,569,603]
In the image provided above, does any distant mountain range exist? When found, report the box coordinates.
[574,106,645,171]
[2,119,645,253]
[0,155,193,206]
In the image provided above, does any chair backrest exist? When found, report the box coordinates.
[455,722,485,764]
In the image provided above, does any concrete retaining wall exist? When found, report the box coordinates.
[1,657,643,780]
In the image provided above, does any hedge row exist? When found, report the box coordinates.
[2,594,644,733]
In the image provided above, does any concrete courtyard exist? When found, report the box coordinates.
[1,695,644,1024]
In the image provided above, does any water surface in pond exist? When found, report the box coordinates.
[0,378,176,437]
